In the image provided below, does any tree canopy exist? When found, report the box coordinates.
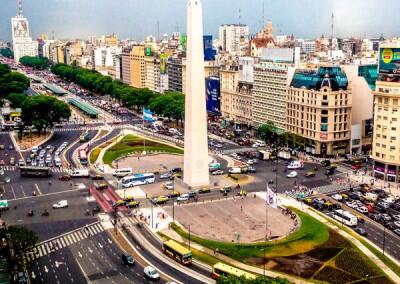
[19,56,50,70]
[217,275,291,284]
[0,64,30,99]
[0,47,13,58]
[51,63,185,123]
[6,93,27,108]
[21,95,71,133]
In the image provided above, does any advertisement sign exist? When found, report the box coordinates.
[203,35,216,61]
[205,77,220,115]
[159,53,170,74]
[12,18,29,38]
[180,35,187,51]
[145,47,152,56]
[379,48,400,77]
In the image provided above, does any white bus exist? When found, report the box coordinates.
[121,173,156,188]
[113,168,133,177]
[332,209,358,227]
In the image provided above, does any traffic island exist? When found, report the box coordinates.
[14,131,52,151]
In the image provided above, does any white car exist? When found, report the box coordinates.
[246,159,254,165]
[163,182,174,190]
[346,201,358,209]
[286,171,298,178]
[394,221,400,228]
[144,266,160,280]
[177,193,189,202]
[331,194,343,201]
[52,200,68,209]
[356,206,368,214]
[392,215,400,221]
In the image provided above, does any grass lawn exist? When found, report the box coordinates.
[103,134,183,164]
[171,208,329,261]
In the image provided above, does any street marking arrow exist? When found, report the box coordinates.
[88,248,93,253]
[55,261,59,268]
[44,266,49,273]
[107,238,112,244]
[78,252,82,258]
[31,272,36,279]
[98,242,103,249]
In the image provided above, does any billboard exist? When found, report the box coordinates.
[145,47,152,56]
[205,77,220,115]
[11,18,29,38]
[180,35,187,51]
[159,52,171,74]
[379,48,400,78]
[261,47,296,63]
[203,35,216,61]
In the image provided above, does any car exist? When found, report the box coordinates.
[31,160,37,166]
[211,170,224,175]
[8,145,13,150]
[91,174,104,180]
[286,171,298,178]
[246,159,254,165]
[0,145,4,150]
[171,167,182,173]
[187,191,197,198]
[112,200,126,208]
[152,196,169,204]
[237,190,247,197]
[126,201,140,208]
[356,206,368,214]
[392,215,400,221]
[16,271,27,284]
[94,182,108,190]
[393,221,400,228]
[121,253,135,266]
[394,229,400,236]
[18,159,25,166]
[354,227,368,236]
[381,213,392,221]
[198,188,211,194]
[53,200,68,209]
[163,181,174,190]
[305,171,316,177]
[159,172,173,179]
[46,145,52,150]
[167,191,181,198]
[177,194,190,202]
[0,160,4,166]
[346,201,358,209]
[220,186,232,193]
[59,174,71,181]
[246,166,257,173]
[9,157,15,166]
[331,194,343,201]
[144,266,160,280]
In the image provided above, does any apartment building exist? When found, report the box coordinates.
[286,67,352,156]
[121,45,146,88]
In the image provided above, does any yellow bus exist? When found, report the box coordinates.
[162,240,192,265]
[211,262,257,280]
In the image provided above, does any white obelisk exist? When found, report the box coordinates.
[184,0,209,188]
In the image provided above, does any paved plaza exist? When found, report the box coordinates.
[165,197,297,243]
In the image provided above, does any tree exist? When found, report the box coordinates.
[257,121,280,144]
[19,56,50,70]
[0,48,13,58]
[0,225,38,269]
[6,93,27,108]
[21,95,71,134]
[217,275,291,284]
[0,65,30,100]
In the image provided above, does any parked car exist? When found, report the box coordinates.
[53,200,68,209]
[286,171,298,178]
[354,227,368,236]
[211,170,224,176]
[144,266,160,280]
[198,188,211,194]
[121,253,135,266]
[177,194,190,202]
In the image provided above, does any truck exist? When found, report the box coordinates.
[278,151,291,160]
[259,150,272,160]
[209,162,221,172]
[70,169,89,177]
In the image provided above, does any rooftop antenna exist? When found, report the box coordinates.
[330,12,334,59]
[238,8,242,25]
[157,20,160,41]
[18,0,23,16]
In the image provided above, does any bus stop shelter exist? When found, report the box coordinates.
[43,83,68,95]
[68,98,99,118]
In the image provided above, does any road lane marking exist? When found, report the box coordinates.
[60,238,66,247]
[72,232,81,241]
[76,231,84,240]
[87,226,96,235]
[64,236,71,246]
[35,184,42,196]
[20,185,26,197]
[56,239,62,249]
[10,186,16,199]
[67,234,74,244]
[44,243,50,254]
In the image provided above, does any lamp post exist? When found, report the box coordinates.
[188,224,191,250]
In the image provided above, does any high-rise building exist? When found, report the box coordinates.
[372,42,400,182]
[168,55,184,92]
[286,67,352,156]
[120,45,146,88]
[144,56,161,92]
[11,0,38,62]
[253,48,299,130]
[219,24,249,55]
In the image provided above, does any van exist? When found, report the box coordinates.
[113,168,133,177]
[31,146,38,154]
[364,192,378,202]
[287,160,304,169]
[70,169,89,177]
[255,140,266,147]
[228,167,242,174]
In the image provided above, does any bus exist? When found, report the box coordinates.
[79,150,88,165]
[121,173,155,188]
[332,209,358,226]
[162,240,192,265]
[20,166,52,177]
[211,263,256,280]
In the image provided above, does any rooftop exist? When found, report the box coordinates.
[290,66,348,91]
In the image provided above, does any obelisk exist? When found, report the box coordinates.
[184,0,210,188]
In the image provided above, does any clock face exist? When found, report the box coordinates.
[13,19,28,38]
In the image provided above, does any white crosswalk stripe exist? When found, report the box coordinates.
[1,166,80,173]
[23,223,105,262]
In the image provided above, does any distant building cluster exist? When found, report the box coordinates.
[6,1,400,182]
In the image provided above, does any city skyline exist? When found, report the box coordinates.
[0,0,399,41]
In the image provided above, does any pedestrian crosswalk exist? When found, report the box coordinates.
[1,166,72,173]
[312,183,349,194]
[23,222,105,262]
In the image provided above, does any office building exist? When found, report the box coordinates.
[11,0,38,62]
[372,42,400,182]
[121,45,146,88]
[219,24,249,55]
[286,67,352,156]
[168,55,184,92]
[145,56,161,92]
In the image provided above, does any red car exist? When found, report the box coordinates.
[0,160,4,166]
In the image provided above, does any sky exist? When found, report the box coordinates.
[0,0,397,41]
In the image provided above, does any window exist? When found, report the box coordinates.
[321,124,328,131]
[392,127,396,131]
[390,155,395,160]
[375,152,380,157]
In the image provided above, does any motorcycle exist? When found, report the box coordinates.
[27,210,34,217]
[42,210,49,216]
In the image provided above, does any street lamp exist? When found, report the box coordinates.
[188,224,191,250]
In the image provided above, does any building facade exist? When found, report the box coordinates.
[168,56,183,92]
[286,67,352,156]
[144,56,161,92]
[219,24,249,55]
[371,42,400,182]
[121,45,146,88]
